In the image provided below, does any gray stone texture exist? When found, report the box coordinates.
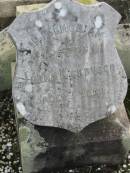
[8,0,127,133]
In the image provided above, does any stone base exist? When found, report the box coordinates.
[15,105,130,173]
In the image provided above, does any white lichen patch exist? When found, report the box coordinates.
[15,94,21,101]
[16,102,27,116]
[25,84,32,93]
[95,16,103,29]
[54,2,62,10]
[35,20,43,28]
[108,105,117,114]
[59,8,67,17]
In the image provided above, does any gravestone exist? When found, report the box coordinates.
[8,0,128,133]
[8,0,130,172]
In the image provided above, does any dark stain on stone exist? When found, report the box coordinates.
[52,9,60,22]
[17,117,28,125]
[44,62,48,67]
[74,16,78,22]
[31,113,129,172]
[123,24,130,29]
[19,49,31,55]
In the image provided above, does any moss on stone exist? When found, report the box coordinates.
[19,126,31,142]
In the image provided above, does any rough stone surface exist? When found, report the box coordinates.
[116,24,130,79]
[0,29,16,91]
[8,0,128,133]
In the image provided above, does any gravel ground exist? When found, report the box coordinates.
[0,91,22,173]
[0,90,130,173]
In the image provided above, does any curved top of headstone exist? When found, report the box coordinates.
[8,0,128,133]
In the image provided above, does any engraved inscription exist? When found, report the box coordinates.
[45,23,88,34]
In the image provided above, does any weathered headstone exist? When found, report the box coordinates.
[8,0,128,133]
[8,0,130,172]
